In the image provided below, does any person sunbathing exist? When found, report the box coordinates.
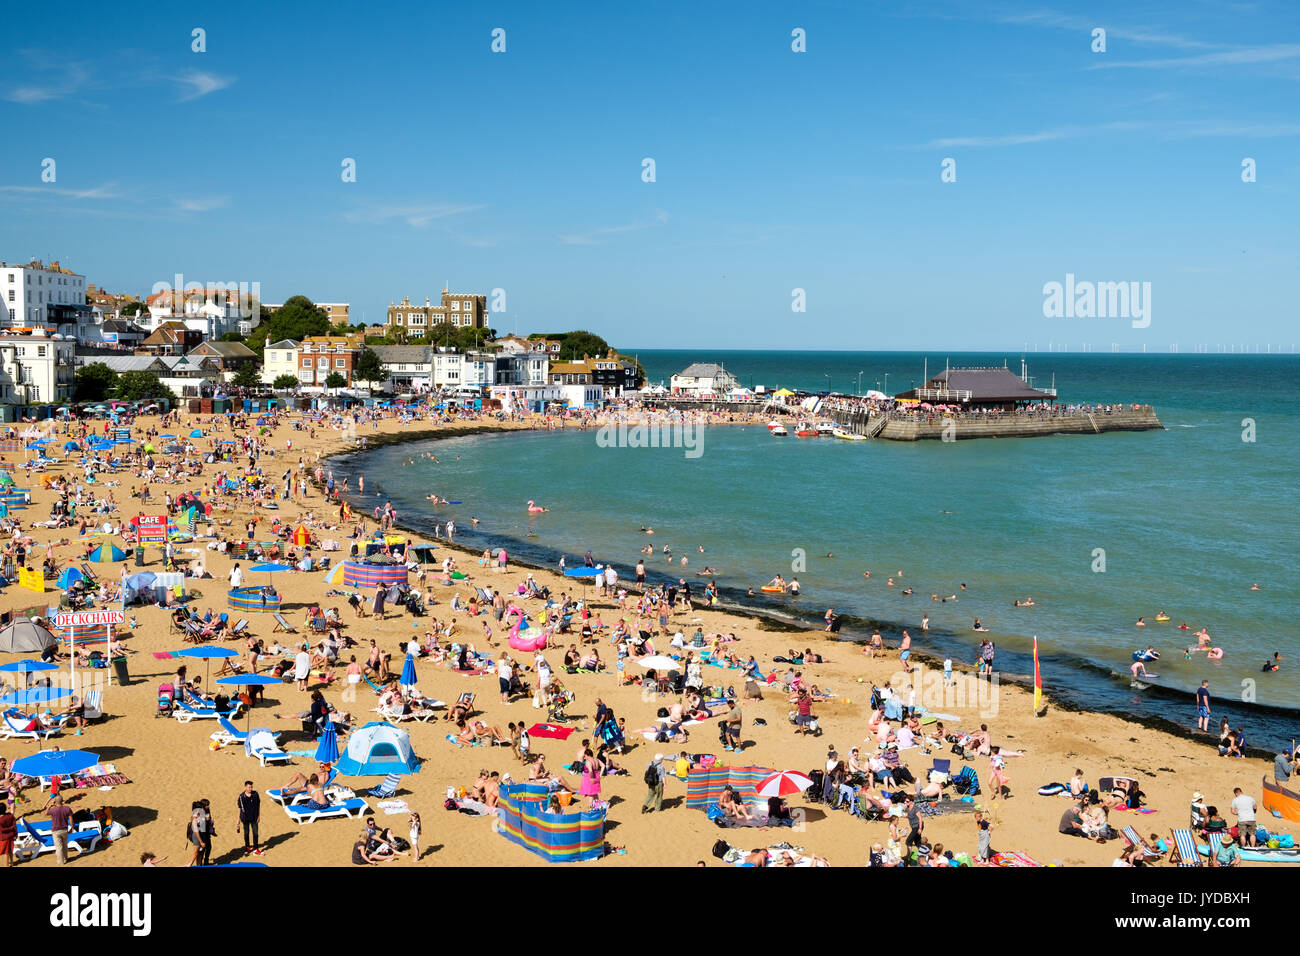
[302,774,332,811]
[719,786,754,822]
[528,755,556,786]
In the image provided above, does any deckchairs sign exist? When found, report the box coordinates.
[56,610,125,628]
[18,567,45,593]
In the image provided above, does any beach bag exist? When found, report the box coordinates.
[706,805,725,823]
[712,839,730,859]
[444,798,457,811]
[1278,834,1295,848]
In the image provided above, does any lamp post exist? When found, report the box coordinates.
[856,370,864,396]
[824,373,831,394]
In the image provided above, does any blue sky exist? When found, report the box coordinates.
[1,0,1297,350]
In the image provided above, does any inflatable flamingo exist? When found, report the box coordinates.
[526,500,549,513]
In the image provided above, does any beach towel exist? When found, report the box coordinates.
[528,723,574,740]
[376,799,410,815]
[453,668,488,676]
[153,651,181,660]
[990,850,1043,867]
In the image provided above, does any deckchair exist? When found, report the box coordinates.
[211,715,281,747]
[368,773,402,799]
[282,798,369,824]
[250,741,292,766]
[78,564,99,584]
[1,710,65,742]
[364,673,390,695]
[1169,829,1202,867]
[273,613,297,633]
[15,819,101,857]
[81,690,104,722]
[173,699,237,723]
[1120,825,1164,861]
[928,758,952,784]
[953,765,980,796]
[266,767,337,805]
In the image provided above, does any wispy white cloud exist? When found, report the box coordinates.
[915,117,1300,150]
[173,196,230,212]
[176,70,234,100]
[559,210,670,245]
[1088,43,1300,69]
[995,9,1219,51]
[0,183,122,200]
[344,202,484,228]
[4,60,91,103]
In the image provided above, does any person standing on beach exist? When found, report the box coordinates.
[294,643,311,692]
[1196,680,1211,732]
[904,795,924,854]
[0,801,16,867]
[237,780,262,856]
[1230,788,1257,847]
[642,754,666,813]
[724,699,743,752]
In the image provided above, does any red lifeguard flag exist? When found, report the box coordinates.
[1033,636,1043,713]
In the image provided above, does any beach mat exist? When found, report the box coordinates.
[529,723,574,740]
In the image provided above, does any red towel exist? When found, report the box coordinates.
[528,723,574,740]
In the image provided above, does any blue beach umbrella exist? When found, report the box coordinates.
[250,562,293,590]
[63,441,80,452]
[0,659,58,690]
[0,685,74,708]
[314,717,340,764]
[11,749,99,782]
[178,645,239,685]
[189,429,202,438]
[217,673,283,730]
[564,564,603,600]
[400,653,417,690]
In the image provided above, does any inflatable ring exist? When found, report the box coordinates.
[1207,647,1224,660]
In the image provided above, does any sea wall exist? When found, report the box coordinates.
[874,407,1163,441]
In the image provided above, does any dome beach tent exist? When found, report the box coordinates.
[0,619,59,654]
[88,543,128,563]
[335,721,420,777]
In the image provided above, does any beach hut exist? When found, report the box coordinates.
[334,721,420,777]
[494,782,606,863]
[0,619,59,654]
[341,560,408,590]
[685,765,774,812]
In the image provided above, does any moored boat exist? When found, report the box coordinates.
[832,428,867,441]
[794,421,818,438]
[768,423,788,436]
[1262,774,1300,822]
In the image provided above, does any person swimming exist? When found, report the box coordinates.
[1135,617,1145,627]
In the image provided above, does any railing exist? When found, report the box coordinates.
[911,388,973,402]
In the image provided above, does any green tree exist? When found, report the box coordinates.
[246,295,330,357]
[272,373,300,391]
[116,371,175,403]
[219,331,245,342]
[528,330,611,361]
[74,362,119,402]
[119,301,146,317]
[231,362,261,389]
[353,349,386,393]
[324,371,346,390]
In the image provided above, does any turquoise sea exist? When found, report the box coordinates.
[331,352,1299,745]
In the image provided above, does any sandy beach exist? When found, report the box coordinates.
[0,406,1282,868]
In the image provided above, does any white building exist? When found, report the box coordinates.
[91,354,221,398]
[1,260,87,329]
[432,350,463,389]
[489,383,561,413]
[458,351,497,388]
[372,345,434,392]
[144,289,246,339]
[495,349,550,387]
[559,383,604,408]
[261,339,301,385]
[0,328,77,403]
[669,362,740,397]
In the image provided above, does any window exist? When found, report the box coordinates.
[6,291,11,302]
[302,358,312,368]
[335,358,345,368]
[38,346,46,357]
[319,358,329,368]
[451,301,460,310]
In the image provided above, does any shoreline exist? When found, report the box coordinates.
[326,422,1290,762]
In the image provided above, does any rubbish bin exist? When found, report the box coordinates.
[111,655,129,685]
[134,547,145,567]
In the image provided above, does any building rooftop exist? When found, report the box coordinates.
[895,367,1056,403]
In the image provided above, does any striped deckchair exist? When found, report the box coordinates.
[1120,825,1163,860]
[368,773,402,799]
[684,765,774,812]
[494,782,606,862]
[1169,829,1202,867]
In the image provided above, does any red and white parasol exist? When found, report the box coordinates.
[754,770,814,798]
